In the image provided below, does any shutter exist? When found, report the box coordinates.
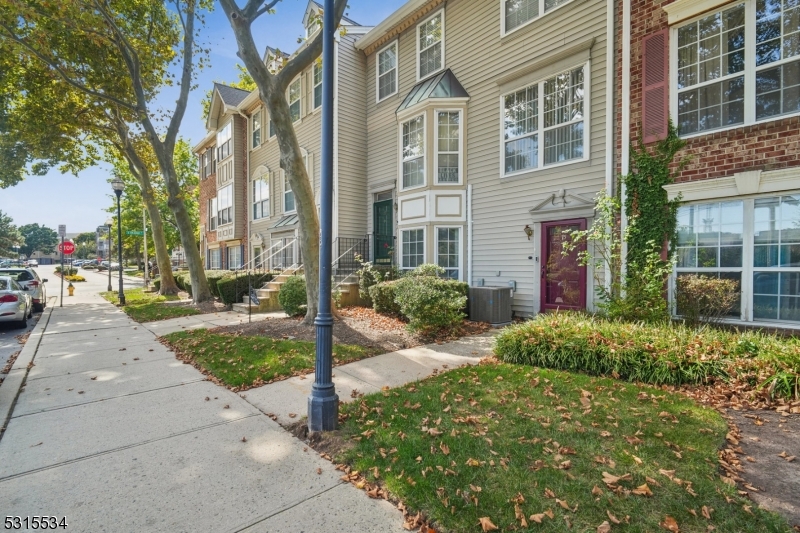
[642,29,670,144]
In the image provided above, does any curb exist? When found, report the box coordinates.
[0,298,56,440]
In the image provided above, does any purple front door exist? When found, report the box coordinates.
[541,219,587,313]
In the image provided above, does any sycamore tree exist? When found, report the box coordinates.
[0,0,213,302]
[18,224,58,259]
[219,0,347,324]
[0,211,24,257]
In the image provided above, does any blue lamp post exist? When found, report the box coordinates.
[308,0,338,432]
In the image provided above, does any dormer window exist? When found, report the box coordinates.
[306,18,321,38]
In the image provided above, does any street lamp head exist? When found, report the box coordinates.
[111,176,125,197]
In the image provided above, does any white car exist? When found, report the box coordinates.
[0,276,32,328]
[0,267,47,312]
[26,259,39,267]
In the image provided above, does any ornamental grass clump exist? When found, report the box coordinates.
[495,312,800,401]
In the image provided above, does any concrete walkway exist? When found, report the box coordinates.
[0,267,498,532]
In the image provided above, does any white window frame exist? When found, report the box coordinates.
[671,191,800,325]
[282,170,296,214]
[400,227,427,271]
[313,61,323,111]
[499,61,590,178]
[251,108,262,149]
[434,109,464,185]
[216,120,233,161]
[416,9,445,81]
[399,114,426,192]
[376,40,399,103]
[288,77,302,124]
[434,225,463,281]
[670,0,800,140]
[208,198,218,230]
[500,0,576,37]
[217,184,233,226]
[209,248,221,270]
[252,171,270,221]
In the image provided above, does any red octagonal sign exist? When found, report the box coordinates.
[58,242,76,255]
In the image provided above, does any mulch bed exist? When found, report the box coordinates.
[207,306,491,354]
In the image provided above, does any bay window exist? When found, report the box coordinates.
[217,185,233,226]
[401,228,425,270]
[418,10,444,80]
[436,227,460,279]
[674,194,800,323]
[217,120,232,160]
[208,198,217,230]
[503,64,586,176]
[436,111,461,184]
[402,115,425,189]
[675,0,800,136]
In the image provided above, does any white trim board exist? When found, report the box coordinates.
[664,168,800,202]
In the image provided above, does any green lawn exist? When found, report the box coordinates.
[161,329,382,390]
[337,363,791,533]
[101,288,199,322]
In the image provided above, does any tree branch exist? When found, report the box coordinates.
[253,0,283,21]
[0,23,137,112]
[275,0,347,91]
[164,0,197,151]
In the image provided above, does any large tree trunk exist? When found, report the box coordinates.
[267,89,320,324]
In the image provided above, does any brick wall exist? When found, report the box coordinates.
[621,0,800,183]
[199,148,217,248]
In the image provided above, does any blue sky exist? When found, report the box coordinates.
[0,0,405,233]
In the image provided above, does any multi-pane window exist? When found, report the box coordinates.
[504,0,572,33]
[227,246,242,270]
[289,79,302,122]
[675,1,800,135]
[755,0,800,119]
[418,11,443,79]
[208,198,218,230]
[217,121,232,160]
[436,227,460,279]
[436,111,460,183]
[753,195,800,321]
[269,118,275,138]
[283,172,295,213]
[251,109,261,148]
[209,249,221,270]
[253,177,269,220]
[378,42,398,101]
[402,229,425,270]
[314,62,323,110]
[503,65,585,175]
[217,185,233,225]
[674,195,800,324]
[676,4,746,135]
[402,115,425,189]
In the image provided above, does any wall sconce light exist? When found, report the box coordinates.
[523,225,533,240]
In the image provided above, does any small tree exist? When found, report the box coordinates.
[0,211,23,257]
[18,224,58,259]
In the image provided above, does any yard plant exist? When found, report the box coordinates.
[393,264,468,336]
[495,312,800,402]
[101,288,199,322]
[278,275,307,316]
[338,363,790,532]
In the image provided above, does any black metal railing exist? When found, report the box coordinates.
[334,236,369,276]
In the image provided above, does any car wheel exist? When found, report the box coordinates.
[17,313,27,328]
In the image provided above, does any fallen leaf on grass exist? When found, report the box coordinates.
[592,485,603,497]
[478,517,498,531]
[701,506,713,520]
[661,516,679,532]
[607,510,621,524]
[439,442,450,455]
[632,484,653,496]
[597,521,612,533]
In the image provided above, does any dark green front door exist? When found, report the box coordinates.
[374,199,393,265]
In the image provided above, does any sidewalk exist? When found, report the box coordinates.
[0,288,496,532]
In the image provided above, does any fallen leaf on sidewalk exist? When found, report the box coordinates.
[241,436,247,442]
[289,413,297,418]
[30,442,43,447]
[91,376,97,380]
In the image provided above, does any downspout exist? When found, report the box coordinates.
[467,184,473,286]
[620,0,632,282]
[235,108,252,267]
[604,0,616,300]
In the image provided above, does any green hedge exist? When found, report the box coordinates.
[216,273,273,305]
[495,312,800,399]
[278,276,307,316]
[205,270,235,298]
[394,267,468,335]
[369,280,401,316]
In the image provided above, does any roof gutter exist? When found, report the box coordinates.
[355,0,431,51]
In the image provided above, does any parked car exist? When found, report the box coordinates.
[0,276,32,328]
[82,260,99,268]
[26,259,39,267]
[0,267,47,312]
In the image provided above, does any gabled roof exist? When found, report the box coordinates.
[214,83,250,108]
[304,1,360,28]
[262,46,289,69]
[397,69,469,114]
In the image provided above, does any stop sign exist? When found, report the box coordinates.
[58,242,76,255]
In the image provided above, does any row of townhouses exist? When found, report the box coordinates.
[193,0,800,327]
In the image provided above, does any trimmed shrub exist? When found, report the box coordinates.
[356,257,401,306]
[369,280,401,316]
[494,312,800,399]
[64,275,86,282]
[55,267,78,275]
[205,270,234,298]
[217,273,273,306]
[278,276,307,316]
[393,264,468,335]
[676,274,740,327]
